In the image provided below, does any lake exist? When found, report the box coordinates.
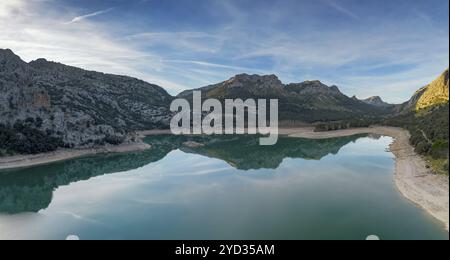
[0,134,448,240]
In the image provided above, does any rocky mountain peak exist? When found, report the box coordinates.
[29,57,79,70]
[286,80,342,95]
[225,73,283,87]
[304,80,324,85]
[0,49,27,69]
[362,96,389,106]
[29,58,49,66]
[220,74,285,94]
[330,85,341,93]
[366,96,383,101]
[416,69,449,110]
[408,69,449,111]
[0,49,17,59]
[28,58,67,71]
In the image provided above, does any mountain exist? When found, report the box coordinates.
[178,74,387,123]
[179,74,286,99]
[0,49,172,152]
[384,69,449,175]
[415,69,449,111]
[361,96,393,108]
[398,69,449,113]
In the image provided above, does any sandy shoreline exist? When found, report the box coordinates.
[0,141,151,171]
[0,126,448,231]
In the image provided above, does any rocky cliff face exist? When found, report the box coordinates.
[397,69,449,113]
[0,49,173,148]
[415,69,449,111]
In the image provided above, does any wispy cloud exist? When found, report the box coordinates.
[0,2,190,93]
[125,31,224,53]
[65,8,113,25]
[326,0,360,21]
[1,0,448,101]
[165,59,267,73]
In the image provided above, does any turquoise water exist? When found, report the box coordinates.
[0,135,448,240]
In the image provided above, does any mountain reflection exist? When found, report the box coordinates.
[177,135,365,170]
[0,134,364,214]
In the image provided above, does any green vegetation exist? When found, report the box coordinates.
[0,120,64,156]
[314,117,382,132]
[426,157,449,176]
[384,104,449,175]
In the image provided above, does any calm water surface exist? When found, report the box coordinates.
[0,135,448,240]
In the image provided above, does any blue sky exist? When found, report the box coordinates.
[1,0,448,102]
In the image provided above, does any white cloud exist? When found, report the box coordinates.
[165,59,267,73]
[65,8,113,25]
[0,0,25,17]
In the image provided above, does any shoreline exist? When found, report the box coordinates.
[0,126,448,231]
[285,126,449,232]
[0,141,151,171]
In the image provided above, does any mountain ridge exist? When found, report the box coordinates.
[0,49,173,153]
[179,73,390,123]
[1,49,447,157]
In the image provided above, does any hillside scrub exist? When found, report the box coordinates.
[0,121,64,155]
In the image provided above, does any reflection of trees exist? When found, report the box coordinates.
[0,134,365,214]
[180,134,365,170]
[0,141,175,214]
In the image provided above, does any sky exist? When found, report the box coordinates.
[0,0,448,103]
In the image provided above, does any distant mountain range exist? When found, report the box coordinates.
[0,48,448,154]
[179,73,391,123]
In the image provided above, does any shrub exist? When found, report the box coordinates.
[0,123,64,155]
